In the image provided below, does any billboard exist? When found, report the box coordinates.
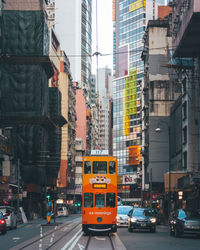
[123,68,137,135]
[129,0,146,13]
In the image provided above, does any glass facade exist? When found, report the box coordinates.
[81,0,92,90]
[113,0,166,174]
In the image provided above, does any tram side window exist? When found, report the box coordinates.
[95,194,105,208]
[93,161,107,174]
[106,193,116,208]
[84,193,93,207]
[109,161,116,174]
[84,161,91,174]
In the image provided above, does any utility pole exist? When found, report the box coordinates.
[150,168,152,209]
[17,159,20,212]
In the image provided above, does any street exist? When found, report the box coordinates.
[0,215,200,250]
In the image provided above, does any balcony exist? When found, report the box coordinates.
[172,0,200,57]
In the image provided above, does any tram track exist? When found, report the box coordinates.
[16,219,81,250]
[85,233,115,250]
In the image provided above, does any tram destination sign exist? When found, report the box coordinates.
[93,183,107,189]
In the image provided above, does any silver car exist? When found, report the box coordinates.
[117,206,133,226]
[0,206,17,229]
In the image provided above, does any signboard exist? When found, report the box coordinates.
[129,0,146,13]
[93,183,107,189]
[2,161,10,177]
[91,150,108,155]
[123,174,137,184]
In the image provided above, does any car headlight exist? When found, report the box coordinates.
[131,217,137,223]
[150,218,156,223]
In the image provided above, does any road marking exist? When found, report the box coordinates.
[78,243,85,250]
[95,236,106,241]
[60,228,82,250]
[13,237,21,241]
[68,232,83,250]
[39,226,43,250]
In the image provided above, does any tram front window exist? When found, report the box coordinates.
[95,194,105,208]
[93,161,107,174]
[106,193,115,207]
[84,161,91,174]
[109,161,116,174]
[84,193,93,207]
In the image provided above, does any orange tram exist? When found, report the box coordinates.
[82,155,117,234]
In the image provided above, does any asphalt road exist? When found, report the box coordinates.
[1,216,200,250]
[118,225,200,250]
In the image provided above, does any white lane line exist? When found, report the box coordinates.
[49,226,57,246]
[68,232,83,250]
[39,226,43,250]
[78,243,85,250]
[60,228,82,250]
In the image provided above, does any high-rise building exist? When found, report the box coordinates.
[113,0,166,176]
[55,0,92,104]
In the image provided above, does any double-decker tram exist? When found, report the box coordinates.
[82,155,117,234]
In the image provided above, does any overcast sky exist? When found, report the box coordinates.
[92,0,113,74]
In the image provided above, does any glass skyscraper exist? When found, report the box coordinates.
[112,0,166,175]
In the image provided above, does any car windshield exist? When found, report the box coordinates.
[58,207,64,211]
[117,206,132,215]
[132,209,145,217]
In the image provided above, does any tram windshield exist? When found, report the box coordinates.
[95,194,105,208]
[93,161,107,174]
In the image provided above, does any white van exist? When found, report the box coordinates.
[57,206,69,217]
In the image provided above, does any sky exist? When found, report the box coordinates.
[92,0,113,74]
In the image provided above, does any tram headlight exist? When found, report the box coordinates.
[131,217,137,223]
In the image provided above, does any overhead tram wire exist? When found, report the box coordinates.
[0,46,179,61]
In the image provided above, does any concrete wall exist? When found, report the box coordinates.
[76,89,87,151]
[148,116,169,183]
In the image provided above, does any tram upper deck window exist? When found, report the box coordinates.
[95,194,105,208]
[93,161,107,174]
[106,193,116,208]
[109,161,116,174]
[84,193,93,207]
[84,161,91,174]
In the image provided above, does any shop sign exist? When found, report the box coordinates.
[123,174,137,184]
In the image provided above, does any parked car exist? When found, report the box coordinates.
[128,208,157,233]
[116,206,133,227]
[57,206,69,217]
[169,209,200,238]
[0,212,6,235]
[0,206,17,229]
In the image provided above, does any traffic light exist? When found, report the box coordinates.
[46,190,51,200]
[75,201,81,207]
